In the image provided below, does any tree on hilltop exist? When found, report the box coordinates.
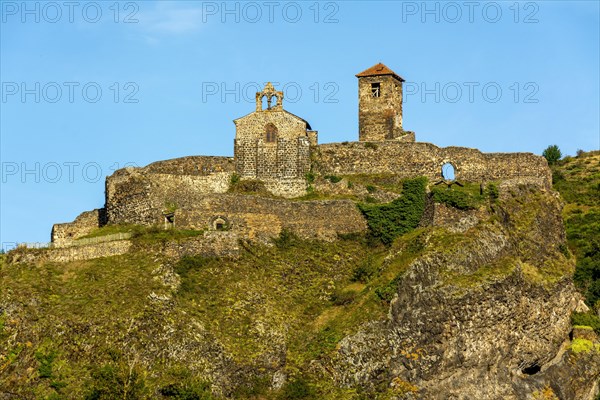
[543,145,562,165]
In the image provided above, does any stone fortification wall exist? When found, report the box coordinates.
[51,208,106,246]
[105,166,367,241]
[161,231,240,259]
[9,240,132,264]
[105,168,233,225]
[315,141,551,187]
[174,194,367,242]
[12,232,240,264]
[142,156,235,175]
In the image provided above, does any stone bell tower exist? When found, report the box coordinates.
[356,62,405,141]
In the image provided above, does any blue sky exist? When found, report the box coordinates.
[1,0,599,247]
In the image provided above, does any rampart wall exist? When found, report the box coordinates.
[51,208,105,246]
[9,240,132,264]
[315,141,551,187]
[52,140,551,250]
[143,156,235,175]
[161,232,240,259]
[105,165,367,240]
[174,194,367,242]
[105,169,233,224]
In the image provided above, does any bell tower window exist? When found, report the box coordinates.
[371,82,381,97]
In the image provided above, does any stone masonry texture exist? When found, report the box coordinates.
[49,67,552,252]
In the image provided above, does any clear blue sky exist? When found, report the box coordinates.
[1,1,599,247]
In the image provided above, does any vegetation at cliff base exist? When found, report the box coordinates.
[430,182,489,210]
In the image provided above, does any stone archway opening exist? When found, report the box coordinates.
[441,162,456,181]
[270,95,279,109]
[261,95,269,110]
[211,216,229,231]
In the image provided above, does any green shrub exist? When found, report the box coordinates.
[85,363,148,400]
[364,142,378,150]
[358,177,427,246]
[552,170,565,184]
[305,172,315,184]
[366,185,377,193]
[273,229,299,249]
[0,313,5,338]
[351,255,378,283]
[568,212,600,306]
[324,175,342,184]
[374,275,402,303]
[330,289,357,306]
[230,173,240,186]
[278,376,315,399]
[50,381,67,391]
[572,312,600,334]
[431,184,484,210]
[35,350,56,379]
[159,380,215,399]
[571,338,598,354]
[486,183,499,201]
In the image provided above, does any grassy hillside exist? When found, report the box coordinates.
[0,178,433,399]
[0,231,432,399]
[551,151,600,329]
[0,170,587,399]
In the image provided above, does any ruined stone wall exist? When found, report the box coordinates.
[12,232,240,263]
[315,141,551,187]
[263,178,307,198]
[103,156,236,226]
[105,167,367,241]
[174,194,367,242]
[142,156,235,175]
[51,208,105,245]
[358,75,404,141]
[161,231,240,259]
[9,240,132,264]
[105,168,233,225]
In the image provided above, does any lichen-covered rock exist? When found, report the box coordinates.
[331,187,600,399]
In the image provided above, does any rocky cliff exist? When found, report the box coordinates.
[1,179,599,399]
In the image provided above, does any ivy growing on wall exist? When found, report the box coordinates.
[358,177,427,246]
